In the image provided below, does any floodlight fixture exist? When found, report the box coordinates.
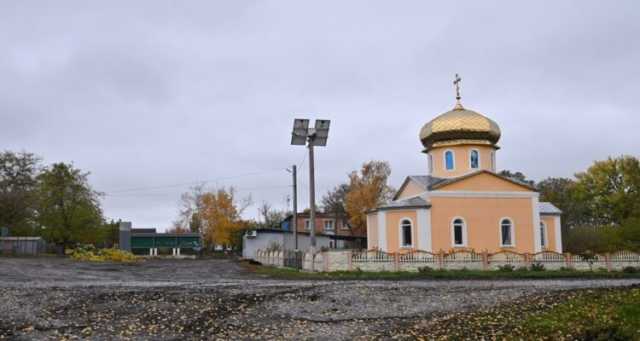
[291,119,310,145]
[310,119,330,146]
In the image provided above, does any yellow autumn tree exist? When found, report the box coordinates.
[200,187,249,249]
[345,161,394,230]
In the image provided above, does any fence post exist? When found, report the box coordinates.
[605,253,612,272]
[564,252,572,269]
[482,251,489,271]
[347,250,353,271]
[394,252,400,271]
[323,251,329,272]
[438,250,445,270]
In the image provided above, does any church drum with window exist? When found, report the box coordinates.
[366,77,562,254]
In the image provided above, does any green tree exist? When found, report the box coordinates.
[322,183,349,216]
[257,201,286,228]
[537,177,590,229]
[574,156,640,226]
[619,216,640,251]
[36,163,104,248]
[0,151,41,236]
[499,170,535,187]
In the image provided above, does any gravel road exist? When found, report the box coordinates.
[1,257,638,340]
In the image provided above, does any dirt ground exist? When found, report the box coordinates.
[1,257,639,340]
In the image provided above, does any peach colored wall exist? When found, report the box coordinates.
[541,215,557,252]
[429,196,535,253]
[385,210,418,253]
[429,145,496,178]
[396,180,425,200]
[435,172,531,192]
[367,213,378,249]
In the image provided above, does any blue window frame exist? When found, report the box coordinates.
[445,150,454,170]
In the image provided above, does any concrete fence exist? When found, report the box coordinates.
[254,249,640,272]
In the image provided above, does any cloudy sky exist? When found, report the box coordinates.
[1,1,638,229]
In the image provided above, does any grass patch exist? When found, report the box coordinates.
[243,262,640,280]
[399,286,640,339]
[518,287,640,340]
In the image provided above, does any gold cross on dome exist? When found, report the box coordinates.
[454,74,462,101]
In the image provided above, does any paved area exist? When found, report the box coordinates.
[1,257,639,340]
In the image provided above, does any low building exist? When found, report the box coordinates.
[242,227,364,260]
[0,237,46,256]
[280,212,366,239]
[118,222,202,256]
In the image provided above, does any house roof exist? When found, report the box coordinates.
[395,171,535,200]
[539,202,562,215]
[283,212,346,220]
[249,227,365,240]
[393,175,445,200]
[428,170,537,191]
[370,196,430,212]
[131,228,157,234]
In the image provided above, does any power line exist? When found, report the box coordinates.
[106,184,292,198]
[102,169,285,195]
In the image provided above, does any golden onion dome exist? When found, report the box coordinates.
[419,102,501,151]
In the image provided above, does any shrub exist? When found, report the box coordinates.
[498,264,515,272]
[516,266,529,272]
[530,262,546,271]
[622,266,638,273]
[418,266,433,273]
[71,245,139,263]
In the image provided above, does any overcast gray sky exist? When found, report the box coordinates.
[1,1,639,229]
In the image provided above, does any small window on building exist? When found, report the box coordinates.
[445,150,455,171]
[470,150,479,169]
[540,222,547,248]
[340,220,349,230]
[304,219,310,230]
[324,219,334,231]
[501,218,514,246]
[401,219,412,247]
[452,218,465,246]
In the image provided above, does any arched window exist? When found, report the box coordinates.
[400,219,412,247]
[445,150,455,171]
[540,222,547,248]
[470,149,479,169]
[452,218,466,246]
[500,218,514,247]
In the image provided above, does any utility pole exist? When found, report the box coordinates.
[291,165,298,250]
[307,143,316,249]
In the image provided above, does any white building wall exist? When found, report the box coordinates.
[377,211,387,251]
[416,208,432,252]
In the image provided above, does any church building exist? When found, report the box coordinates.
[366,77,562,254]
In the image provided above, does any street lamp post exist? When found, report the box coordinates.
[290,118,331,256]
